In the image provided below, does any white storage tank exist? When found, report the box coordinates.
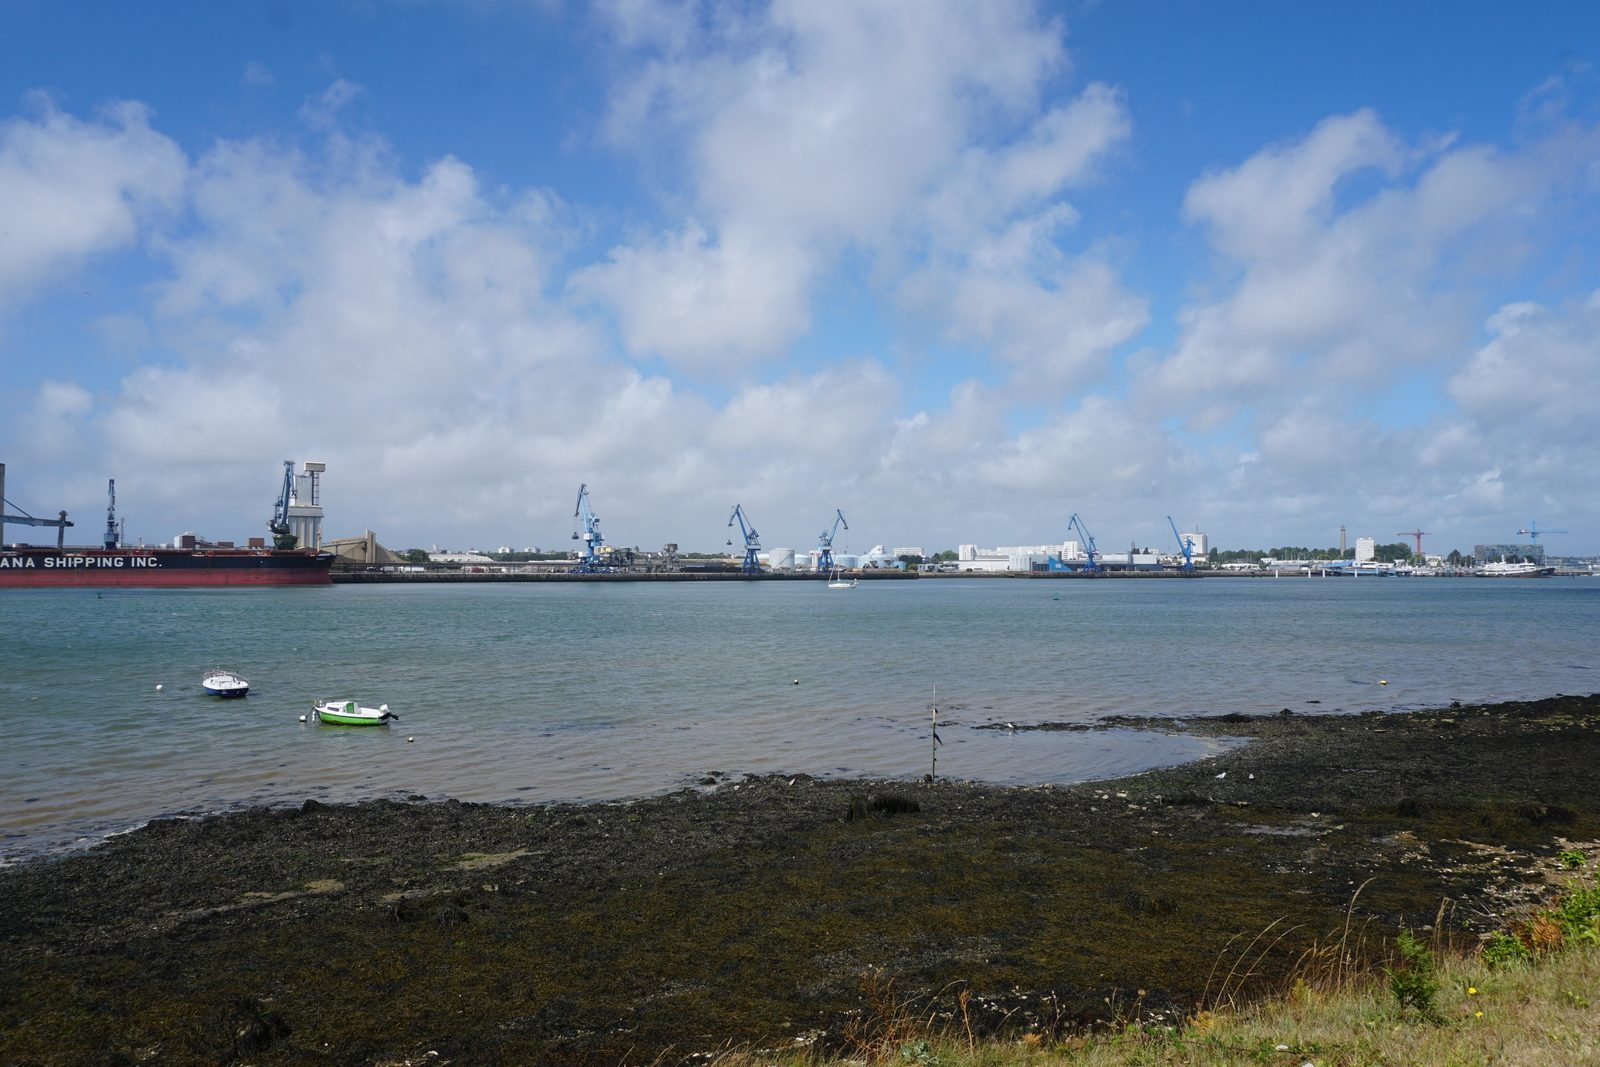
[769,547,795,569]
[832,554,860,570]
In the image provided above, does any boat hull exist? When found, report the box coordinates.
[0,548,333,587]
[313,701,397,726]
[204,685,249,697]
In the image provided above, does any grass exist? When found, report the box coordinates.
[699,880,1600,1067]
[696,944,1600,1067]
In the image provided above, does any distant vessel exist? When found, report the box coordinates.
[202,670,250,697]
[827,567,858,589]
[1477,561,1553,577]
[0,546,333,587]
[0,461,333,587]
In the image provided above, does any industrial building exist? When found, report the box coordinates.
[1475,543,1545,562]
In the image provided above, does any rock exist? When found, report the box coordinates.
[223,997,290,1056]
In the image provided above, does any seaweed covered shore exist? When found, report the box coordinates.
[3,693,1599,1066]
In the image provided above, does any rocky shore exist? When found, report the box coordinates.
[3,693,1598,1066]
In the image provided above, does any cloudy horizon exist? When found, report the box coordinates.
[2,1,1598,558]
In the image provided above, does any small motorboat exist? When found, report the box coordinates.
[202,670,250,698]
[311,699,399,726]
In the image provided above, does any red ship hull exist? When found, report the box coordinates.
[0,548,334,587]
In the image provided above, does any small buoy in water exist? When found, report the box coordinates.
[407,736,415,743]
[298,715,307,722]
[1053,592,1059,601]
[155,684,163,691]
[793,679,799,685]
[1379,679,1388,685]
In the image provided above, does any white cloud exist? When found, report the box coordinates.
[585,0,1139,389]
[0,95,185,307]
[1450,293,1600,437]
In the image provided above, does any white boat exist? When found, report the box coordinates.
[202,669,250,697]
[827,567,858,588]
[311,699,398,725]
[1477,561,1553,577]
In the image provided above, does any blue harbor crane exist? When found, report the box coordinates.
[571,483,612,573]
[0,462,75,548]
[815,509,848,572]
[1068,512,1100,572]
[1516,521,1566,544]
[267,460,298,549]
[1167,516,1195,572]
[727,504,762,574]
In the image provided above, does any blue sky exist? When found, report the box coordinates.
[2,1,1598,556]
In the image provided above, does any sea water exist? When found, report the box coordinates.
[3,576,1597,862]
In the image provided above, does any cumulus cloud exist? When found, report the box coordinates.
[584,0,1140,389]
[1146,108,1552,418]
[0,95,185,308]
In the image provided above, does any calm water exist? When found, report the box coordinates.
[3,576,1598,862]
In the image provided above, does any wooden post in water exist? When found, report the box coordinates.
[929,685,942,781]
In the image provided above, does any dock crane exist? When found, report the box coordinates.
[1516,521,1566,544]
[267,460,298,549]
[0,463,73,547]
[571,483,611,573]
[1068,513,1100,572]
[815,509,848,572]
[104,479,119,549]
[1167,516,1196,571]
[727,504,762,574]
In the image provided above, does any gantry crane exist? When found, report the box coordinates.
[727,504,762,574]
[571,483,611,573]
[0,462,74,548]
[1068,513,1100,572]
[815,509,848,572]
[1167,516,1195,571]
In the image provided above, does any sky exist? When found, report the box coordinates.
[2,1,1599,558]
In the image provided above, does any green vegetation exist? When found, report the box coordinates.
[404,548,429,563]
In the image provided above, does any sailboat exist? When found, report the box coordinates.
[827,566,858,588]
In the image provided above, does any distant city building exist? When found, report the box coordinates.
[1177,531,1207,558]
[1474,543,1544,562]
[1355,537,1376,562]
[892,546,924,559]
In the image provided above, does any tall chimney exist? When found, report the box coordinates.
[1340,524,1346,554]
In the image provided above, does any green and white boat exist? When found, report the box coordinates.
[312,699,398,726]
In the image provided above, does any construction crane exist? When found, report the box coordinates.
[0,463,74,548]
[1516,521,1566,544]
[727,504,762,574]
[571,483,611,573]
[815,509,848,572]
[1167,516,1195,571]
[267,460,298,549]
[1396,529,1431,557]
[1068,513,1100,572]
[104,479,119,550]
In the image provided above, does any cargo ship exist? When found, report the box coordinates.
[0,545,333,587]
[1,460,333,588]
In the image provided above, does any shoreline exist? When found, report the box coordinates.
[3,691,1598,1065]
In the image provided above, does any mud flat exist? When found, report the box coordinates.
[3,694,1598,1066]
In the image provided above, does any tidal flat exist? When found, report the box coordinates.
[3,694,1598,1066]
